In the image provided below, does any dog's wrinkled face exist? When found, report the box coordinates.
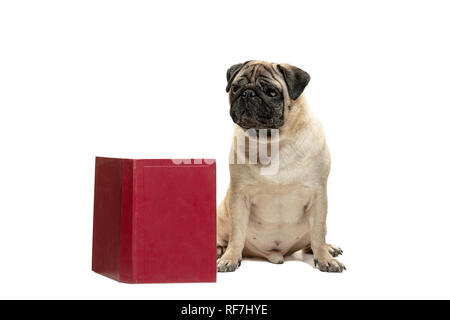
[228,63,284,129]
[226,61,310,130]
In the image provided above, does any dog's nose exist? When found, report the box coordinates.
[241,89,256,98]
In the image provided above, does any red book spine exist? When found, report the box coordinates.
[92,157,124,281]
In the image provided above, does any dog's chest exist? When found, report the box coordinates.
[244,183,312,252]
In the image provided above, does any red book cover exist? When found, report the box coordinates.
[92,157,216,283]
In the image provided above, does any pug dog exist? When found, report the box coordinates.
[216,60,345,273]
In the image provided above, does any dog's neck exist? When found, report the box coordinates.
[231,95,322,167]
[277,95,326,163]
[280,95,313,139]
[281,95,327,161]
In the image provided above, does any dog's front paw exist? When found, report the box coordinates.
[314,257,346,273]
[217,254,241,272]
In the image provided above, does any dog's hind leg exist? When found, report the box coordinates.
[302,245,313,255]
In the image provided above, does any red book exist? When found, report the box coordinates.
[92,157,216,283]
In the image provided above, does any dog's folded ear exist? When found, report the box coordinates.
[277,64,310,100]
[226,61,249,92]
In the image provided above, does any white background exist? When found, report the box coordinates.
[1,0,449,299]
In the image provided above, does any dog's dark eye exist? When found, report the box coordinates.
[232,85,240,93]
[266,88,278,97]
